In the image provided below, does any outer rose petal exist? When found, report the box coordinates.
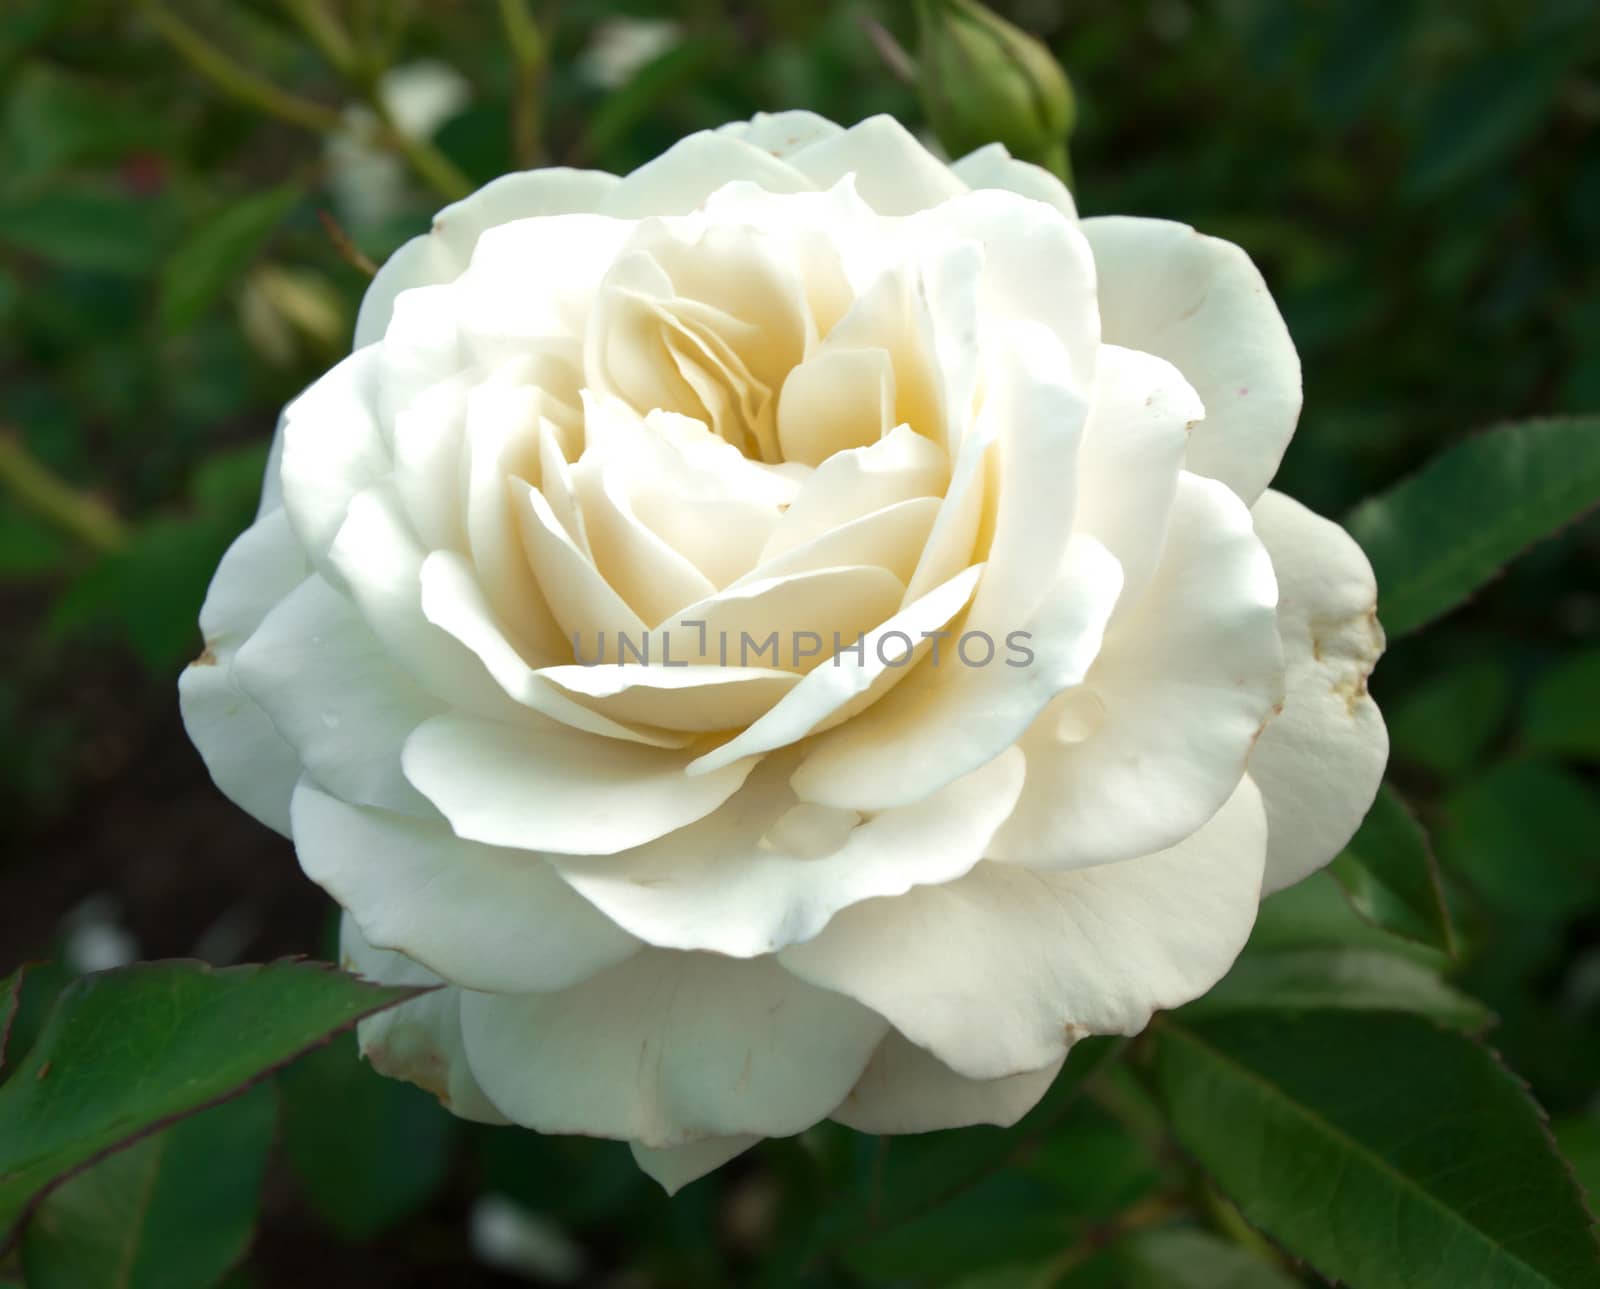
[1083,215,1301,505]
[951,142,1077,219]
[1248,490,1389,893]
[234,575,440,816]
[178,508,308,836]
[355,168,623,348]
[460,951,887,1147]
[340,917,508,1125]
[717,110,844,158]
[991,472,1283,869]
[786,115,966,215]
[1074,345,1202,607]
[631,1136,760,1196]
[601,132,812,217]
[294,778,641,994]
[781,776,1267,1082]
[833,1031,1063,1133]
[278,345,388,582]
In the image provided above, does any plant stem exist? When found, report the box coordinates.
[278,0,358,76]
[368,97,473,201]
[0,433,128,555]
[1043,1191,1183,1281]
[498,0,546,166]
[276,0,473,202]
[137,0,343,133]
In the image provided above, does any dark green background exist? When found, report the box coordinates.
[0,1,1597,1285]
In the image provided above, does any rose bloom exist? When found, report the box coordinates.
[183,112,1387,1191]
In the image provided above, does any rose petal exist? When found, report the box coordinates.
[630,1136,760,1195]
[1074,345,1202,607]
[464,376,574,660]
[685,563,983,775]
[786,115,966,215]
[402,714,756,855]
[951,142,1077,219]
[1083,215,1300,505]
[297,779,640,993]
[762,424,948,562]
[516,479,648,655]
[1248,490,1388,893]
[736,497,940,590]
[717,110,844,158]
[833,1030,1062,1133]
[537,664,799,732]
[990,472,1283,868]
[656,564,907,672]
[792,535,1121,812]
[329,485,514,717]
[776,345,896,466]
[355,168,623,348]
[911,190,1099,393]
[278,346,388,582]
[340,917,508,1124]
[235,576,439,815]
[781,776,1268,1080]
[547,747,1023,957]
[459,951,886,1146]
[178,509,308,835]
[603,132,812,217]
[418,549,691,747]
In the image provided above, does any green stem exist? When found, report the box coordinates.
[369,98,473,201]
[1043,1192,1183,1282]
[0,433,128,554]
[278,0,358,76]
[497,0,546,167]
[137,0,343,133]
[276,0,473,202]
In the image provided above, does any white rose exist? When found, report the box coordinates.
[182,111,1388,1192]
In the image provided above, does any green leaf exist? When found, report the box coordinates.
[1189,947,1489,1029]
[0,188,171,276]
[1345,416,1600,636]
[51,513,236,670]
[1249,871,1447,968]
[1437,762,1600,922]
[576,37,727,168]
[280,1034,457,1241]
[1154,1010,1600,1289]
[788,1038,1127,1280]
[1389,660,1512,780]
[0,967,23,1078]
[158,185,300,333]
[1554,1114,1600,1209]
[0,959,425,1247]
[1329,783,1455,951]
[1524,650,1600,762]
[1,61,175,183]
[19,1082,275,1289]
[1108,1227,1302,1289]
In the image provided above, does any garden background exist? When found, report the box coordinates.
[1,1,1598,1286]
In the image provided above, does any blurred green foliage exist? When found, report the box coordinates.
[1,0,1598,1285]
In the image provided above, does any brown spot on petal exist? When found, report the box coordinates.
[1063,1022,1090,1043]
[1250,703,1285,750]
[366,1040,451,1105]
[193,644,219,667]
